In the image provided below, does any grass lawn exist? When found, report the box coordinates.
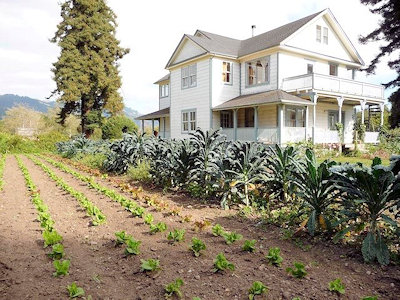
[317,156,390,166]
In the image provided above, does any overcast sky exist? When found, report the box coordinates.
[0,0,396,114]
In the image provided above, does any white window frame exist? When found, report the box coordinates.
[285,106,306,128]
[222,61,233,84]
[159,83,169,98]
[323,27,328,44]
[181,109,196,133]
[329,63,338,76]
[316,25,322,43]
[245,56,270,87]
[181,64,197,89]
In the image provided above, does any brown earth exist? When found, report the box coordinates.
[0,154,399,299]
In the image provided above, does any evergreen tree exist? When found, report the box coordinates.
[389,89,400,128]
[50,0,129,136]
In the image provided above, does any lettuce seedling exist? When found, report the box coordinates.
[242,240,257,252]
[211,224,224,236]
[286,262,307,278]
[48,243,65,260]
[329,278,345,295]
[140,259,160,272]
[43,229,63,248]
[361,296,378,300]
[248,281,268,300]
[266,247,283,266]
[167,229,185,243]
[213,253,235,273]
[190,237,206,257]
[115,231,129,245]
[67,282,85,298]
[131,206,145,217]
[53,259,70,277]
[125,237,141,255]
[149,222,167,234]
[164,278,184,298]
[222,232,243,245]
[144,213,153,225]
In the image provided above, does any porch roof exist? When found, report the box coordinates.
[136,107,170,120]
[212,89,312,111]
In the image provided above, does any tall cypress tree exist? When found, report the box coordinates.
[50,0,129,136]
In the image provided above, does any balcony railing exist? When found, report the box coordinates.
[282,73,384,100]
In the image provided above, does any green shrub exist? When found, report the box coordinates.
[74,153,106,170]
[36,131,69,152]
[127,160,151,182]
[101,115,138,140]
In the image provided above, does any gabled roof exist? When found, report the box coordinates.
[136,108,170,120]
[154,74,170,84]
[213,90,312,110]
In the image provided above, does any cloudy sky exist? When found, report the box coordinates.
[0,0,396,114]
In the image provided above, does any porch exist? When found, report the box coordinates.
[135,107,170,139]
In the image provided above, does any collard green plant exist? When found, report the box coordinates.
[328,278,345,295]
[164,278,184,299]
[213,253,235,273]
[140,259,160,272]
[67,282,85,298]
[222,231,243,245]
[190,237,206,257]
[211,224,224,237]
[167,229,186,243]
[286,262,307,278]
[265,247,283,266]
[248,281,268,300]
[53,259,70,277]
[242,240,257,252]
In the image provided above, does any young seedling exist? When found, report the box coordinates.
[115,231,129,245]
[53,259,70,277]
[131,206,145,217]
[167,229,186,243]
[66,282,85,298]
[329,278,345,295]
[248,281,268,300]
[193,220,211,232]
[286,262,307,278]
[361,296,378,300]
[190,237,206,257]
[213,253,235,273]
[144,213,153,225]
[164,278,184,298]
[141,259,161,272]
[211,224,224,236]
[48,243,65,260]
[43,229,63,248]
[125,237,141,255]
[242,240,257,252]
[222,231,243,245]
[150,222,167,234]
[265,247,283,266]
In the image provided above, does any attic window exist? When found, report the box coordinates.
[323,27,328,44]
[316,25,321,42]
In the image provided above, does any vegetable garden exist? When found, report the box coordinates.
[0,129,399,299]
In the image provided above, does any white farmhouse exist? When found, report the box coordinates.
[137,9,385,145]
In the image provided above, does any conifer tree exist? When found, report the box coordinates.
[50,0,129,136]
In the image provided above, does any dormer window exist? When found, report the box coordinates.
[246,56,269,86]
[160,83,169,98]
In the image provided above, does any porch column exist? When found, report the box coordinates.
[233,109,238,141]
[379,103,385,126]
[305,106,309,140]
[310,93,318,144]
[141,120,144,134]
[163,117,166,138]
[278,105,284,145]
[337,96,344,123]
[151,119,155,135]
[254,106,258,142]
[360,99,367,124]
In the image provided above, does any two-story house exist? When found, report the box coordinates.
[137,8,385,145]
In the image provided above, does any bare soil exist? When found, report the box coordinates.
[0,154,399,299]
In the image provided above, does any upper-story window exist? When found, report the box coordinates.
[323,27,328,44]
[329,63,338,76]
[246,56,269,86]
[222,61,232,84]
[316,25,328,44]
[181,64,197,89]
[160,84,169,98]
[316,25,322,42]
[307,63,314,74]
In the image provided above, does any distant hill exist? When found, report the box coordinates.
[0,94,142,124]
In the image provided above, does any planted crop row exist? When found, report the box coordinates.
[0,154,6,190]
[28,155,106,226]
[15,156,70,277]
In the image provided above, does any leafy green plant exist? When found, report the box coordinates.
[190,237,206,257]
[150,222,167,234]
[328,278,345,295]
[164,278,184,299]
[43,229,63,248]
[361,296,378,300]
[48,243,65,260]
[286,262,307,278]
[213,253,235,273]
[167,229,186,243]
[266,247,283,267]
[53,259,70,277]
[211,224,224,236]
[144,213,153,225]
[130,206,145,217]
[67,282,85,298]
[248,281,268,300]
[140,258,160,272]
[115,231,129,245]
[125,237,141,255]
[222,231,243,245]
[242,240,257,252]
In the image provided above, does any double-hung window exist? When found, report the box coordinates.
[222,61,232,84]
[316,25,328,44]
[285,106,305,127]
[329,63,338,76]
[323,27,328,44]
[181,64,197,89]
[246,56,269,86]
[220,110,233,128]
[182,110,196,132]
[316,25,322,42]
[160,84,169,98]
[328,111,345,130]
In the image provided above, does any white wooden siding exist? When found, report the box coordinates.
[258,105,277,128]
[172,39,206,65]
[159,95,170,110]
[170,59,211,139]
[241,53,278,95]
[211,58,240,107]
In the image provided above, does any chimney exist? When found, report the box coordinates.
[251,25,256,37]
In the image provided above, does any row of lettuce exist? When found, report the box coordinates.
[56,130,400,266]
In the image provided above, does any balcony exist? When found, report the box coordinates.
[282,73,384,100]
